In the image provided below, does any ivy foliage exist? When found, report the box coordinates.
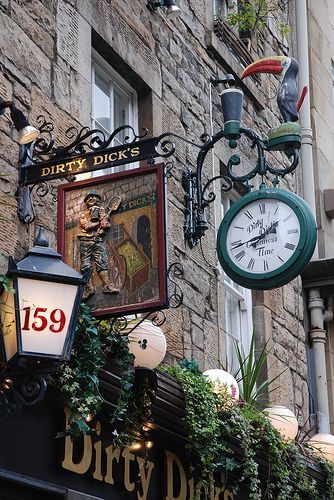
[163,364,334,500]
[52,304,139,444]
[50,306,334,499]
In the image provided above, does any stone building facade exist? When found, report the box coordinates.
[304,0,334,434]
[0,0,321,440]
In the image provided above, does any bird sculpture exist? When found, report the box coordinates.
[241,56,307,123]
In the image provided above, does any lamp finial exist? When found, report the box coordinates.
[34,226,49,247]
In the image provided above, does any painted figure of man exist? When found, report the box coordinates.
[78,190,121,300]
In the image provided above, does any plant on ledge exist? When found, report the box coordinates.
[226,0,290,39]
[163,362,334,500]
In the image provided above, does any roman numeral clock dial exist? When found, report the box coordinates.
[217,188,317,290]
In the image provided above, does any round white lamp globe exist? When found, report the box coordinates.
[203,369,239,400]
[125,319,167,370]
[263,406,298,440]
[308,433,334,463]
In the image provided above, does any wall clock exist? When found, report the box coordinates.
[217,187,317,290]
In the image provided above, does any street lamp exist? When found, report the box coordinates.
[123,318,167,369]
[263,406,299,441]
[146,0,181,19]
[0,227,89,418]
[0,96,39,145]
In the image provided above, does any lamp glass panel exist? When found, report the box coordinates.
[17,278,78,356]
[0,286,17,361]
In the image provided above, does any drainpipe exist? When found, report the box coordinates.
[308,288,330,433]
[296,0,318,258]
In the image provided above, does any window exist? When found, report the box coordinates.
[221,193,253,375]
[91,51,138,174]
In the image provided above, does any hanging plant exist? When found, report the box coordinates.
[53,303,104,439]
[52,304,143,444]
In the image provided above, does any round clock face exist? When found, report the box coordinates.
[217,188,317,290]
[226,198,301,275]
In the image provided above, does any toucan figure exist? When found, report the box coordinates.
[241,56,307,123]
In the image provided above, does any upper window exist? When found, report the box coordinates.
[92,51,138,173]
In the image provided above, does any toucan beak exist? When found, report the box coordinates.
[241,56,288,79]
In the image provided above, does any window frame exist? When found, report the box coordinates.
[220,191,253,375]
[91,50,138,174]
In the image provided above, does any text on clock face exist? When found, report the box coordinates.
[226,199,301,274]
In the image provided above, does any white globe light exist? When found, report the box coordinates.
[125,319,167,369]
[203,369,239,400]
[263,406,298,440]
[308,433,334,463]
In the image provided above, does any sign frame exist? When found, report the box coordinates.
[57,163,168,318]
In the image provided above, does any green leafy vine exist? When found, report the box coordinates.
[163,364,334,500]
[52,304,141,444]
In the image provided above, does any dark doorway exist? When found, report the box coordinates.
[137,215,151,260]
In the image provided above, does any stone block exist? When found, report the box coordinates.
[192,324,204,349]
[13,80,32,109]
[11,1,54,59]
[53,64,70,112]
[0,11,51,94]
[56,0,91,82]
[192,347,205,371]
[31,85,82,143]
[0,73,12,100]
[70,71,91,127]
[169,38,182,65]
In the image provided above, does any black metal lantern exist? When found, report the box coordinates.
[0,227,89,365]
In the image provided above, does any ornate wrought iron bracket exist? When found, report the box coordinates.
[17,107,301,251]
[0,359,59,421]
[156,120,301,247]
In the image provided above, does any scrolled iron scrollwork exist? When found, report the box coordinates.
[35,182,50,198]
[147,310,166,327]
[16,373,48,406]
[201,174,233,206]
[165,161,174,178]
[30,121,150,162]
[30,115,55,159]
[167,262,184,309]
[110,316,129,334]
[0,361,57,421]
[154,131,209,159]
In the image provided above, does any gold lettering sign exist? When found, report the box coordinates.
[61,409,234,499]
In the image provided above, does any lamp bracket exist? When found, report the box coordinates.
[0,359,59,421]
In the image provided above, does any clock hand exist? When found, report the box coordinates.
[232,233,271,249]
[232,220,281,250]
[251,220,280,248]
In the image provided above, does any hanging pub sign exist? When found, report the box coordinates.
[57,164,167,317]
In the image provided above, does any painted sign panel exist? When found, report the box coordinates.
[57,164,167,317]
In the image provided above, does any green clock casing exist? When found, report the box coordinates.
[217,187,317,290]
